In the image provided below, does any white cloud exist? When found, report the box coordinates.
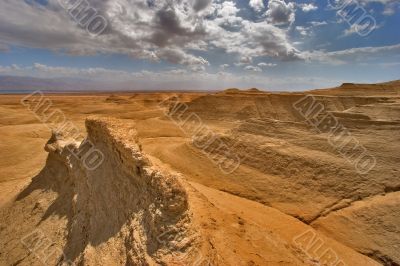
[192,0,213,12]
[346,0,398,16]
[249,0,265,12]
[244,65,262,72]
[382,2,398,15]
[298,3,318,12]
[219,64,230,70]
[309,21,328,27]
[302,44,400,64]
[357,0,397,5]
[258,62,277,67]
[266,0,296,25]
[296,26,312,37]
[341,23,382,37]
[1,0,397,73]
[0,0,303,67]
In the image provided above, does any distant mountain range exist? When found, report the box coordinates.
[0,75,212,92]
[0,75,226,92]
[1,75,399,93]
[0,75,110,92]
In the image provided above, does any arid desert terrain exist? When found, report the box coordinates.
[0,81,399,266]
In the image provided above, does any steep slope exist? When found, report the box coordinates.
[0,117,196,265]
[312,192,400,265]
[0,117,381,266]
[160,90,400,265]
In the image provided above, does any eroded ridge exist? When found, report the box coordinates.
[0,117,197,265]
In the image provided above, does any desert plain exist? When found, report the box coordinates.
[0,81,399,265]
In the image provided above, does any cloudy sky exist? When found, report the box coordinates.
[0,0,399,90]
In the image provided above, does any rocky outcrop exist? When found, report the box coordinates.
[0,117,197,265]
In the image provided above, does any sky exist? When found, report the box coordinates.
[0,0,399,91]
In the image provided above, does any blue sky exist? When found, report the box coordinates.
[0,0,399,91]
